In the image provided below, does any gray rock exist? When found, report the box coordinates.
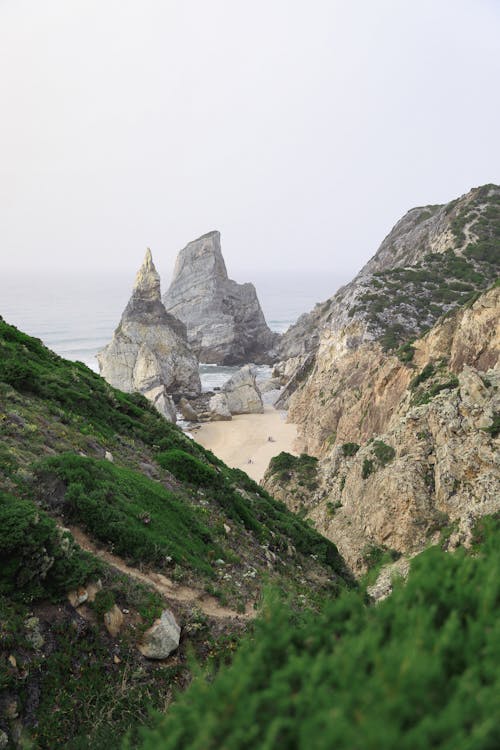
[179,397,199,422]
[222,365,264,414]
[259,377,282,393]
[163,231,278,364]
[98,249,201,422]
[208,392,232,421]
[139,609,181,659]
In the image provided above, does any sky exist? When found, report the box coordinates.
[0,0,499,288]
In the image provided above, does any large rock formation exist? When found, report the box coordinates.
[163,231,278,365]
[264,285,500,575]
[222,364,264,414]
[264,185,499,576]
[98,249,201,421]
[277,184,500,385]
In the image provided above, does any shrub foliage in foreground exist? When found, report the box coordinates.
[136,517,500,750]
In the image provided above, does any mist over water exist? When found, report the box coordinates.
[0,270,347,384]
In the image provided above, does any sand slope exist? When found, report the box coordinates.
[193,405,297,482]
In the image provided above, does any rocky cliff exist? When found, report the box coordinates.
[264,285,500,574]
[277,184,499,378]
[163,231,278,365]
[98,249,201,420]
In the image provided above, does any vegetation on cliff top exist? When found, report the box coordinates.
[346,187,499,351]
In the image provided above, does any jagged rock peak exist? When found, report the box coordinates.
[98,249,201,421]
[173,231,229,282]
[164,231,278,365]
[277,183,500,366]
[133,247,161,299]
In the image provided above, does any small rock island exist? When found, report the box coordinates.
[163,230,278,365]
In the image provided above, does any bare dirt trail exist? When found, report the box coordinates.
[68,525,256,621]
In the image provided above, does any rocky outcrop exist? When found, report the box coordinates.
[222,365,264,414]
[163,231,278,364]
[278,184,499,372]
[98,249,201,421]
[208,393,232,421]
[288,285,500,456]
[178,397,199,422]
[264,287,500,576]
[139,609,181,659]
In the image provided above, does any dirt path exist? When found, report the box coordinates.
[69,525,255,621]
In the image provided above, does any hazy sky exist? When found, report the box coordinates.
[1,0,499,286]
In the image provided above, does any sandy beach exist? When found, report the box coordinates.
[192,404,297,482]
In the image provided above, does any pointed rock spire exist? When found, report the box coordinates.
[163,231,278,365]
[132,247,161,303]
[97,249,201,421]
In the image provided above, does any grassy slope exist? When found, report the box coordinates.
[0,318,350,748]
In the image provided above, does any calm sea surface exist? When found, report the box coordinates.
[0,270,346,388]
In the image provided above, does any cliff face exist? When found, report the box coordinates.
[163,231,278,365]
[264,286,500,575]
[98,249,201,420]
[278,184,499,369]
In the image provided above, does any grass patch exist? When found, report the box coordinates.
[34,454,222,577]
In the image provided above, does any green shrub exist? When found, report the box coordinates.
[410,363,436,390]
[372,440,395,466]
[396,341,415,363]
[268,453,319,487]
[91,589,116,620]
[341,443,360,457]
[0,491,101,602]
[484,412,500,439]
[156,449,220,488]
[362,459,374,479]
[135,516,500,750]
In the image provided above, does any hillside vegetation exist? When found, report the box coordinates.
[136,514,500,750]
[0,318,349,749]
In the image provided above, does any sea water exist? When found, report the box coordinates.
[0,270,346,389]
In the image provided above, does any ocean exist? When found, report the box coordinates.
[0,270,346,390]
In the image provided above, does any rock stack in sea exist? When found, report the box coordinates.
[163,231,278,365]
[97,249,201,421]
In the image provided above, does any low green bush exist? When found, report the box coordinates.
[0,491,101,602]
[135,516,500,750]
[362,459,374,479]
[372,440,395,466]
[341,443,360,457]
[156,449,221,488]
